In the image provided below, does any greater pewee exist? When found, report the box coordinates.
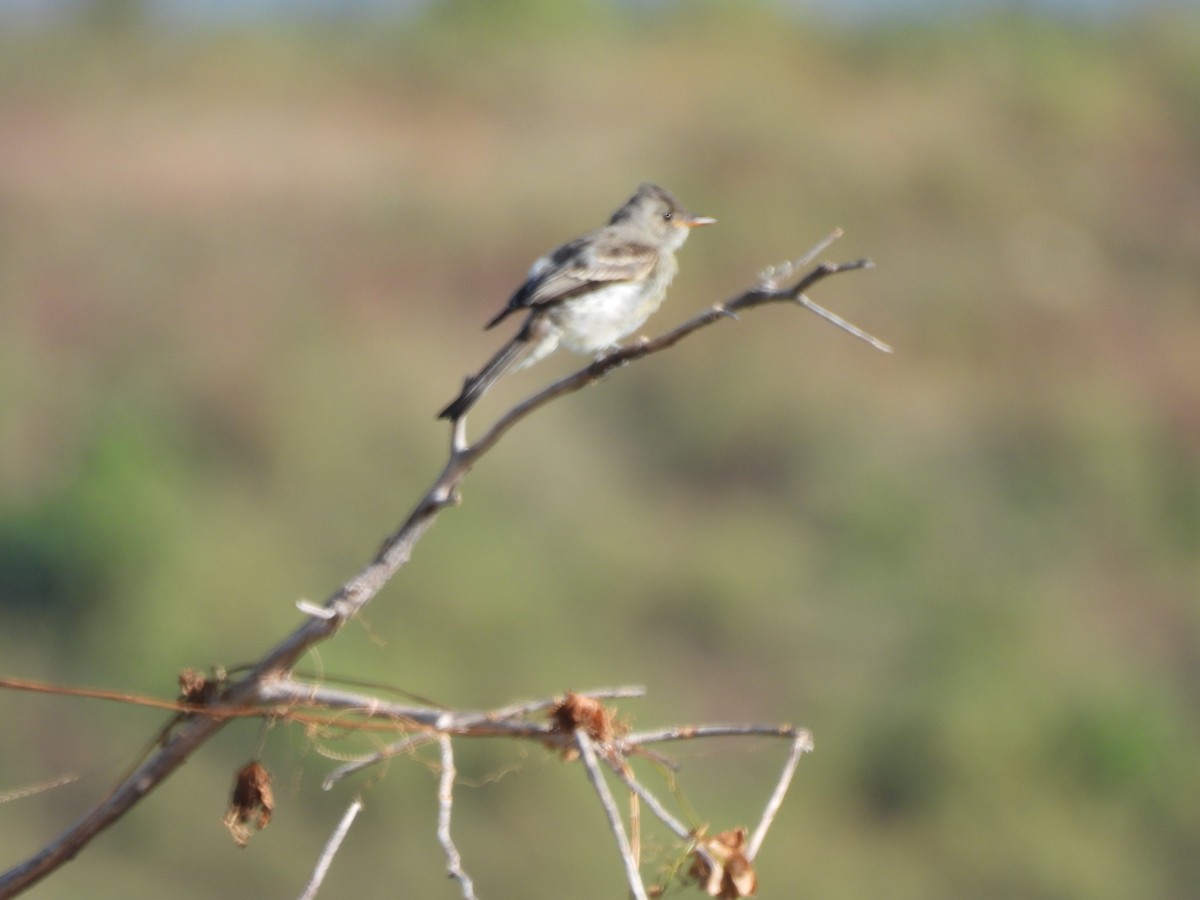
[438,182,715,420]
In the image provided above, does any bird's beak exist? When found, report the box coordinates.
[683,215,717,228]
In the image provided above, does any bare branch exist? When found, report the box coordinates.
[625,723,811,745]
[795,290,892,353]
[575,729,648,900]
[603,759,692,844]
[298,798,363,900]
[261,679,640,741]
[0,233,869,897]
[466,248,881,457]
[324,733,439,789]
[301,683,643,787]
[437,736,477,900]
[746,732,814,861]
[757,227,844,287]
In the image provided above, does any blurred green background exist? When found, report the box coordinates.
[2,1,1198,897]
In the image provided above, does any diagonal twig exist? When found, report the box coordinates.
[602,757,718,880]
[297,798,363,900]
[575,729,648,900]
[746,732,814,861]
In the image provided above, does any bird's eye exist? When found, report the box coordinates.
[662,210,673,221]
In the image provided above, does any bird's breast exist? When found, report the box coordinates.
[552,258,677,355]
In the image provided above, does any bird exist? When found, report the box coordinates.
[438,182,715,420]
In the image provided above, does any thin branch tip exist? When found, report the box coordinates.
[299,798,364,900]
[795,293,893,354]
[838,257,875,273]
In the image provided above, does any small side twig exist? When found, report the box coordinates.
[437,735,476,900]
[575,728,648,900]
[746,731,814,861]
[624,723,807,745]
[308,685,645,788]
[322,733,439,789]
[604,759,718,877]
[297,797,363,900]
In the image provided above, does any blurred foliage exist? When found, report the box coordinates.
[1,2,1198,897]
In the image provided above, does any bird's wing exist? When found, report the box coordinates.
[485,233,659,329]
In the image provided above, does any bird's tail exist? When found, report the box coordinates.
[484,305,515,330]
[437,332,533,420]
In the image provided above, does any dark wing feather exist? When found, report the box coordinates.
[485,231,659,330]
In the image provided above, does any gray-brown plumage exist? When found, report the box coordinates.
[439,183,714,420]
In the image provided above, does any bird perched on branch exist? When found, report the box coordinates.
[438,182,715,420]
